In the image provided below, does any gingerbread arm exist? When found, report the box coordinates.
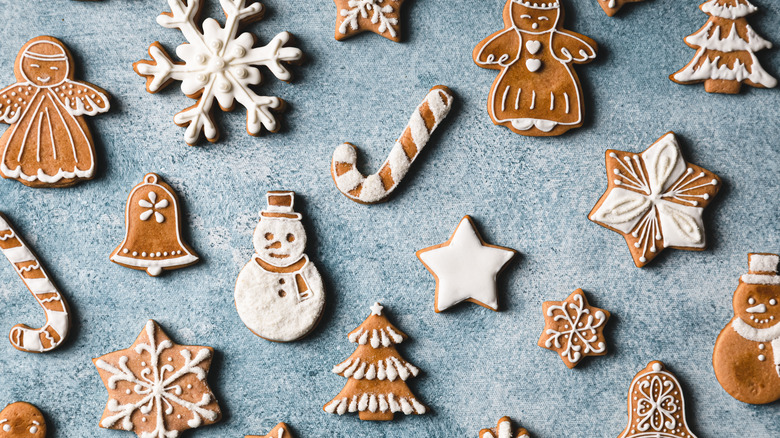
[0,82,32,124]
[473,29,520,69]
[55,80,110,116]
[551,30,597,64]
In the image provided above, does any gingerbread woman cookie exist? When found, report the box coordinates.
[0,402,46,438]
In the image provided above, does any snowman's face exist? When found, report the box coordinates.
[0,402,46,438]
[252,217,306,266]
[510,4,559,33]
[734,284,780,329]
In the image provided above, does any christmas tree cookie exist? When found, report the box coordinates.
[324,303,426,421]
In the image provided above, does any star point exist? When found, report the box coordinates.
[245,422,294,438]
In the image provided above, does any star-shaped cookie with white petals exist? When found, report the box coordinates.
[416,216,516,312]
[333,0,405,42]
[246,422,294,438]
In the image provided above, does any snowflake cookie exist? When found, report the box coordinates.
[589,132,721,268]
[479,417,531,438]
[538,289,610,368]
[133,0,303,145]
[93,320,221,437]
[0,402,46,438]
[333,0,405,42]
[246,422,295,438]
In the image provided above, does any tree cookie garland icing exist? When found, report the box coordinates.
[589,132,721,268]
[598,0,646,17]
[324,303,426,421]
[133,0,303,145]
[671,0,776,94]
[246,422,295,438]
[93,320,221,438]
[713,253,780,404]
[0,402,46,438]
[416,216,516,312]
[331,86,454,204]
[111,173,199,277]
[473,0,597,137]
[333,0,405,42]
[0,36,109,188]
[234,191,325,342]
[479,417,531,438]
[0,213,70,353]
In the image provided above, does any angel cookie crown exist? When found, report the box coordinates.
[512,0,560,9]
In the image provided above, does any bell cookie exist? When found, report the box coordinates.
[714,253,780,404]
[246,422,294,438]
[598,0,645,17]
[234,191,325,342]
[93,320,221,437]
[324,303,426,421]
[334,0,405,42]
[473,0,597,137]
[479,417,530,438]
[111,173,199,276]
[0,402,46,437]
[0,36,109,188]
[589,132,721,268]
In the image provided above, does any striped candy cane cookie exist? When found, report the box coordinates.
[0,213,70,353]
[331,85,454,204]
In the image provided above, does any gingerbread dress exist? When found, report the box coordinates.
[474,1,596,136]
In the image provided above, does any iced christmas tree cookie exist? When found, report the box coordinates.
[597,0,645,17]
[111,173,199,276]
[246,422,295,438]
[589,132,721,268]
[333,0,405,42]
[671,0,776,94]
[714,253,780,404]
[479,417,531,438]
[93,320,221,437]
[133,0,303,145]
[324,303,426,421]
[0,402,46,438]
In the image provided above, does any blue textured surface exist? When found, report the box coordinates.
[0,0,779,436]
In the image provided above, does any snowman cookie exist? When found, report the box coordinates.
[234,192,325,342]
[0,402,46,437]
[714,253,780,404]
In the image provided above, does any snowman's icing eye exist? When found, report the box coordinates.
[2,423,10,432]
[748,298,755,305]
[286,234,295,242]
[771,299,778,306]
[264,233,274,240]
[29,425,38,433]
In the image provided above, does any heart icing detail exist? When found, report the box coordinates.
[526,59,542,72]
[526,40,541,55]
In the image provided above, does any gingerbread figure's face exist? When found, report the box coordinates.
[0,402,46,438]
[253,217,306,266]
[734,283,780,329]
[510,3,559,33]
[19,41,69,87]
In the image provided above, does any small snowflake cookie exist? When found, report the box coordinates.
[0,402,46,438]
[618,361,698,438]
[93,320,221,437]
[133,0,303,145]
[334,0,405,42]
[479,417,531,438]
[589,132,721,268]
[538,289,610,368]
[246,422,295,438]
[597,0,646,17]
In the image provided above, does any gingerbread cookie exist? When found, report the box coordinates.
[111,173,199,276]
[416,216,516,312]
[93,320,221,437]
[133,0,303,145]
[479,417,530,438]
[324,303,426,421]
[671,0,776,94]
[714,253,780,404]
[473,0,597,137]
[0,36,109,188]
[331,86,454,204]
[334,0,405,42]
[246,422,294,438]
[0,213,70,353]
[0,402,46,437]
[598,0,645,17]
[589,132,721,268]
[538,289,610,368]
[234,191,325,342]
[618,361,698,438]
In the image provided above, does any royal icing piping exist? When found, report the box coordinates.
[338,0,400,38]
[542,290,608,366]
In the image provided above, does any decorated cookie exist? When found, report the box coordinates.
[0,213,70,353]
[331,86,454,204]
[334,0,404,42]
[416,216,516,312]
[473,0,597,137]
[133,0,303,145]
[324,303,426,421]
[479,417,530,438]
[538,289,610,368]
[246,422,294,438]
[235,191,325,342]
[0,36,109,188]
[93,320,221,437]
[713,253,780,404]
[111,173,199,276]
[598,0,645,17]
[671,0,776,94]
[0,402,46,437]
[589,132,721,268]
[618,361,698,438]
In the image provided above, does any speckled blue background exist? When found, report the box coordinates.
[0,0,778,436]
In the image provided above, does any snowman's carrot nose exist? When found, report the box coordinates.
[747,303,767,314]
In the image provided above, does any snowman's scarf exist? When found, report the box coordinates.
[732,318,780,376]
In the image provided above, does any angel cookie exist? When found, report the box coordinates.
[0,36,109,188]
[473,0,597,137]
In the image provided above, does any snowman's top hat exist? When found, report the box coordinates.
[742,253,780,285]
[512,0,560,9]
[261,191,301,220]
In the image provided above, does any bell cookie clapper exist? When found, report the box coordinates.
[713,253,780,404]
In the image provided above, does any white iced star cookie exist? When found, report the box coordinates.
[416,216,516,312]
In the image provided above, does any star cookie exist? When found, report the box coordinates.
[538,289,610,368]
[93,320,221,437]
[589,132,721,268]
[416,216,516,312]
[598,0,646,17]
[246,422,294,438]
[479,416,531,438]
[334,0,404,42]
